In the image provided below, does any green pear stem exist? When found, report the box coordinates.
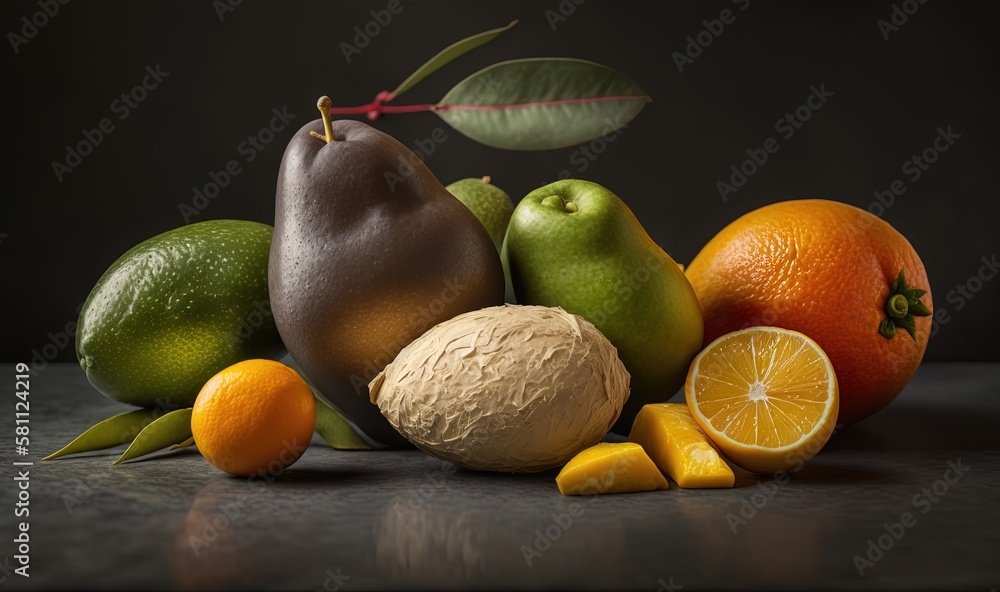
[310,96,335,144]
[540,195,578,213]
[541,195,566,211]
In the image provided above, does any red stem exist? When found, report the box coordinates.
[328,91,651,121]
[327,103,436,115]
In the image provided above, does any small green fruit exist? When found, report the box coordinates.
[446,176,515,252]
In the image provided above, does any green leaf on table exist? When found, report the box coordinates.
[390,20,519,100]
[170,436,196,450]
[436,58,651,150]
[43,408,164,460]
[113,408,193,465]
[314,394,371,450]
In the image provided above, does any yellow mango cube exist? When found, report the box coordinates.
[628,403,735,488]
[556,442,668,496]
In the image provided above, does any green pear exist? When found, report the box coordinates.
[446,176,514,252]
[502,179,704,433]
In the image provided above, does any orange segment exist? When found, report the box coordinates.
[685,327,838,474]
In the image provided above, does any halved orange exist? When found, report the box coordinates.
[685,327,838,474]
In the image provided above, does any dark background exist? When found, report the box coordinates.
[2,0,997,362]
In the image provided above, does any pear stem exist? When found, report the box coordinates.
[541,195,566,211]
[312,96,335,144]
[540,195,578,213]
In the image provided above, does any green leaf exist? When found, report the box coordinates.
[436,58,651,151]
[909,301,931,317]
[390,20,518,100]
[170,436,196,450]
[113,408,193,465]
[878,317,897,339]
[879,268,931,339]
[314,394,370,450]
[892,315,917,340]
[889,269,905,295]
[43,408,164,460]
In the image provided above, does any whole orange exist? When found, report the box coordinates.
[192,359,316,477]
[685,199,932,424]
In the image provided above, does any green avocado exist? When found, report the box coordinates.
[76,220,286,408]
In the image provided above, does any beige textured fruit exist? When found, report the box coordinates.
[369,304,630,473]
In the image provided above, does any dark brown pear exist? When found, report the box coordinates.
[270,98,504,447]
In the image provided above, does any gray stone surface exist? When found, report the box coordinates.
[2,363,999,590]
